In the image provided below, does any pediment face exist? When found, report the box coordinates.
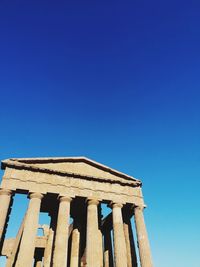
[34,161,122,181]
[1,157,141,186]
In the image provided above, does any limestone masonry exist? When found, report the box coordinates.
[0,157,153,267]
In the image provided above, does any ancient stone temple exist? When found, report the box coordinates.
[0,157,153,267]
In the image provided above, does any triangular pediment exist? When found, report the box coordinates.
[1,157,141,186]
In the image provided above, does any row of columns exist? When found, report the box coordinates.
[0,188,153,267]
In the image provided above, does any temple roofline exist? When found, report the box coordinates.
[1,157,142,186]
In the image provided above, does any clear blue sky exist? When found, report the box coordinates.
[0,1,200,266]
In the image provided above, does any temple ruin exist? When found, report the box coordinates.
[0,157,153,267]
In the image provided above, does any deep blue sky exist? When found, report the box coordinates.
[0,1,200,266]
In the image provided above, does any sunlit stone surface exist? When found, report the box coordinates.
[0,157,153,267]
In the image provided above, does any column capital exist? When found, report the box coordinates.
[133,204,146,211]
[0,188,12,196]
[87,199,99,205]
[59,196,72,203]
[110,202,124,209]
[29,192,44,200]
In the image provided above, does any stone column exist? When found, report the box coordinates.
[123,219,137,267]
[0,189,12,242]
[134,206,153,267]
[70,228,80,267]
[35,260,42,267]
[80,219,87,267]
[43,228,54,267]
[16,192,43,267]
[97,206,103,267]
[53,196,72,267]
[86,199,99,267]
[112,203,127,267]
[104,230,113,267]
[98,230,103,267]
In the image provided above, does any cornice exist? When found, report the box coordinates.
[1,157,141,183]
[2,159,142,187]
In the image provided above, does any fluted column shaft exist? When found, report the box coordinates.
[0,189,12,242]
[70,228,80,267]
[53,196,72,267]
[112,203,127,267]
[16,192,43,267]
[123,218,137,267]
[86,199,99,267]
[134,206,153,267]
